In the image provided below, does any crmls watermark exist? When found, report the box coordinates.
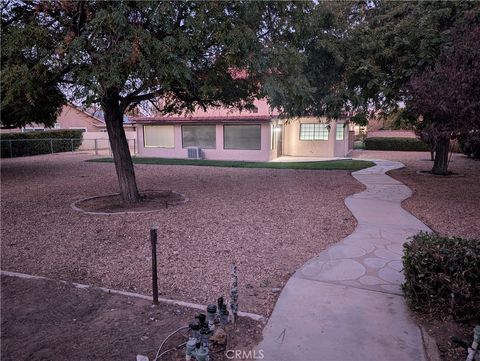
[225,349,265,360]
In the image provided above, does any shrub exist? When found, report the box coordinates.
[365,137,430,151]
[459,134,480,160]
[0,129,83,158]
[403,232,480,320]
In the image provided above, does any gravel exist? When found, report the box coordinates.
[1,153,362,316]
[352,150,480,239]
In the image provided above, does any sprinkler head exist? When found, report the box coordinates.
[196,313,207,325]
[207,304,217,314]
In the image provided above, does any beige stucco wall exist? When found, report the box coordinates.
[56,105,103,132]
[137,122,274,161]
[283,118,349,158]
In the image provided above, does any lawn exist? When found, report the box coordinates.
[88,157,374,170]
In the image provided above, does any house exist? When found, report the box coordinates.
[1,104,136,133]
[131,99,353,161]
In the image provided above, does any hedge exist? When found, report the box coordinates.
[365,137,430,151]
[403,232,480,320]
[0,129,83,158]
[459,134,480,160]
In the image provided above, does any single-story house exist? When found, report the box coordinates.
[131,100,354,161]
[1,104,136,133]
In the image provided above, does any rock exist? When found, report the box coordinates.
[271,288,281,293]
[210,327,227,345]
[140,335,149,341]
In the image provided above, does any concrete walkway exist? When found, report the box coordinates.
[259,160,431,361]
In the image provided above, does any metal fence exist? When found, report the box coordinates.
[0,138,136,158]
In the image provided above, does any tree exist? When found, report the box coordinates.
[407,22,480,174]
[1,1,65,128]
[334,1,479,170]
[1,1,297,202]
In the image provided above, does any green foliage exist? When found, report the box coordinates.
[344,1,479,112]
[364,137,429,151]
[0,130,83,158]
[89,157,375,171]
[403,232,480,320]
[459,134,480,160]
[1,2,65,127]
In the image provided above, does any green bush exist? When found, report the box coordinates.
[365,137,430,151]
[403,232,480,320]
[0,129,83,158]
[459,134,480,160]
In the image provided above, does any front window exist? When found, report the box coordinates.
[300,123,328,140]
[336,124,345,140]
[144,125,174,148]
[224,124,261,150]
[182,125,216,148]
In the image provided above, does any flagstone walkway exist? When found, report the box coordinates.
[258,160,431,361]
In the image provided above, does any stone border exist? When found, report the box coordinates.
[415,170,465,177]
[0,270,266,323]
[71,190,189,215]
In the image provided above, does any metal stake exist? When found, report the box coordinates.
[150,227,159,305]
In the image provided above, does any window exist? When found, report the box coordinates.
[300,123,328,140]
[144,125,174,148]
[182,125,216,148]
[336,124,345,140]
[270,124,276,150]
[224,124,261,150]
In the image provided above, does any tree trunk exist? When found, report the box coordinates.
[103,99,141,203]
[431,136,450,175]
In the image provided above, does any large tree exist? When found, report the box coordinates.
[334,1,479,156]
[407,21,480,174]
[1,1,301,202]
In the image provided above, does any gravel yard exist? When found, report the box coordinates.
[352,150,480,239]
[1,153,362,316]
[1,274,261,361]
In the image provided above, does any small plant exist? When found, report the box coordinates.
[402,232,480,320]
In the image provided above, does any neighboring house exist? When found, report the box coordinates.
[1,104,136,133]
[132,99,353,161]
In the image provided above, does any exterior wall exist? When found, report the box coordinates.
[0,105,104,133]
[56,105,103,132]
[283,118,350,157]
[137,122,273,161]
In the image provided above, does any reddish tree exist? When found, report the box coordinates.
[407,21,480,174]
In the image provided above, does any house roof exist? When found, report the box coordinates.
[131,114,274,124]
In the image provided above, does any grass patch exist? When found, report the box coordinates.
[88,157,374,170]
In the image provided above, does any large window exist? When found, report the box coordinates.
[182,125,216,148]
[224,124,261,150]
[300,123,329,140]
[144,125,175,148]
[336,124,345,140]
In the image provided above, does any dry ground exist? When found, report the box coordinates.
[352,150,480,361]
[1,274,261,361]
[352,150,480,239]
[1,153,362,316]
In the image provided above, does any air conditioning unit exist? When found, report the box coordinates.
[187,147,202,159]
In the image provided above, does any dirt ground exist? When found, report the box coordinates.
[1,152,362,317]
[1,274,262,361]
[352,150,480,361]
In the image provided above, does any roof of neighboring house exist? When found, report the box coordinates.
[132,114,274,124]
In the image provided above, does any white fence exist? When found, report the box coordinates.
[79,132,137,155]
